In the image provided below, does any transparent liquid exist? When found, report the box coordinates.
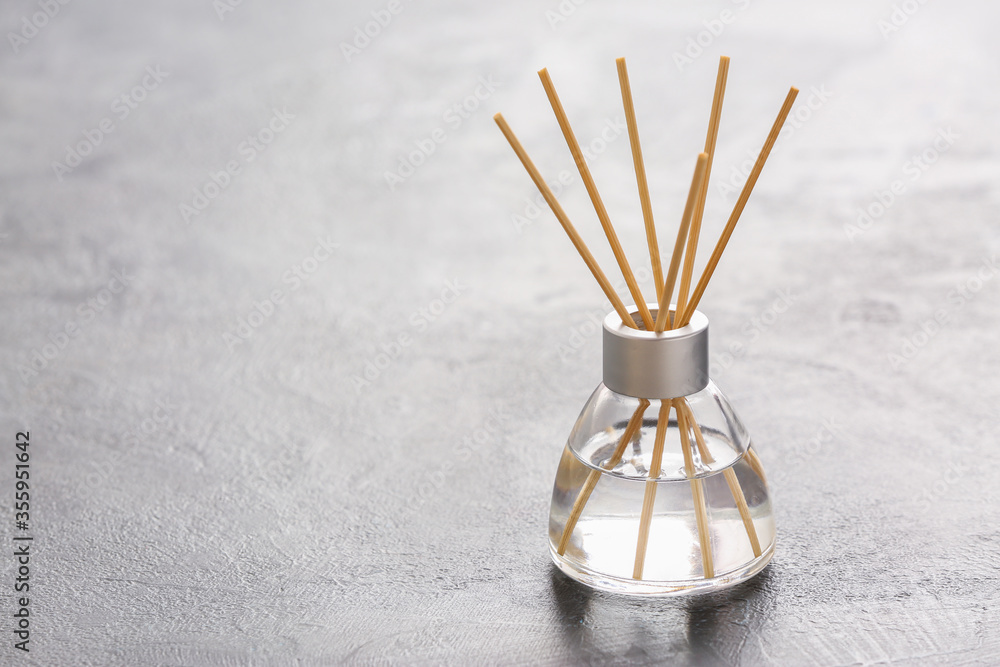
[549,444,775,595]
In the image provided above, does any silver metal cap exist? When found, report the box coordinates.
[603,304,709,399]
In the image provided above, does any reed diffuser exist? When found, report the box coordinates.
[495,56,797,595]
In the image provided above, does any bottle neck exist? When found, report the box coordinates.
[602,304,709,399]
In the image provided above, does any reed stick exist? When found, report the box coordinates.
[674,56,730,328]
[494,113,639,329]
[673,191,700,325]
[633,400,671,579]
[538,68,655,330]
[723,469,761,557]
[678,399,761,557]
[616,57,662,302]
[654,153,708,332]
[677,403,715,578]
[678,86,799,327]
[745,447,767,485]
[556,399,650,555]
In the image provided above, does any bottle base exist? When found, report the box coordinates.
[549,541,775,597]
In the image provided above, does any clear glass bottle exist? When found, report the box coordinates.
[548,305,774,596]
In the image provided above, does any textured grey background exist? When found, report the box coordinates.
[1,0,998,665]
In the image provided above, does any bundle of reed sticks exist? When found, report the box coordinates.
[495,56,796,581]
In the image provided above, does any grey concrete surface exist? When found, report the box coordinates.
[1,0,998,665]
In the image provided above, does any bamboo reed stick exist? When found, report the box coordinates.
[494,113,640,329]
[745,447,767,485]
[677,403,715,578]
[674,56,730,329]
[633,400,671,579]
[538,68,654,330]
[678,86,799,327]
[678,399,761,558]
[556,399,650,555]
[654,153,708,332]
[723,468,761,557]
[673,191,700,325]
[616,57,662,302]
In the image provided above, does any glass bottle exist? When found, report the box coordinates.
[548,304,774,595]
